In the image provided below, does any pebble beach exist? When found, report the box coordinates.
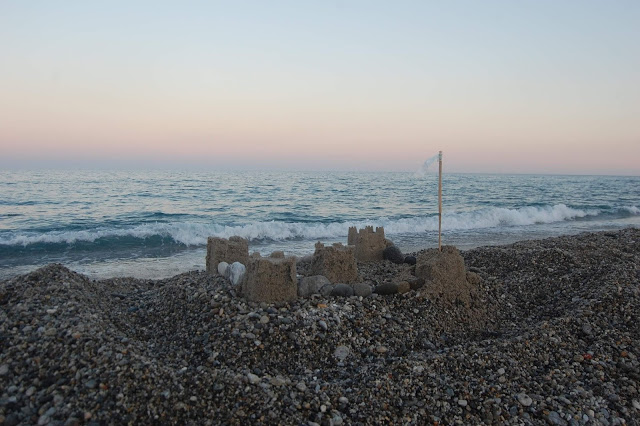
[1,228,639,425]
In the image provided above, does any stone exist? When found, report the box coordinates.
[404,255,417,265]
[270,251,285,258]
[298,275,331,298]
[353,282,372,297]
[458,399,468,407]
[517,393,533,407]
[547,411,568,426]
[242,255,297,303]
[217,261,229,276]
[247,373,260,385]
[318,320,328,331]
[296,382,307,392]
[415,246,476,306]
[331,283,354,297]
[407,276,425,290]
[334,345,350,361]
[397,281,411,294]
[229,262,246,286]
[383,246,404,264]
[374,282,398,295]
[310,242,358,283]
[0,364,8,376]
[319,284,334,297]
[348,226,387,262]
[206,236,249,274]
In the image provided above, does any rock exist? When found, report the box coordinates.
[298,275,331,298]
[247,373,260,385]
[458,399,468,407]
[319,284,334,297]
[217,261,229,276]
[407,276,424,290]
[547,411,568,425]
[296,382,307,392]
[353,282,372,297]
[397,281,410,294]
[517,393,533,407]
[331,283,354,297]
[334,345,350,361]
[270,376,286,386]
[348,226,387,261]
[229,262,246,286]
[206,236,249,274]
[404,255,417,265]
[310,242,359,283]
[376,345,388,353]
[0,364,8,376]
[318,320,328,331]
[383,246,404,264]
[242,255,297,302]
[270,251,285,258]
[374,282,398,295]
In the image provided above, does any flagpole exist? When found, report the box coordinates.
[438,151,443,252]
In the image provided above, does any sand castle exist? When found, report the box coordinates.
[206,236,249,273]
[310,242,359,283]
[242,254,298,303]
[207,226,478,304]
[347,226,388,262]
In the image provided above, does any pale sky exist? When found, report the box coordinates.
[1,1,639,174]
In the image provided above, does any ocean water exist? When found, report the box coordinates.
[1,170,638,280]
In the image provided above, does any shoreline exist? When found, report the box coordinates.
[1,229,639,424]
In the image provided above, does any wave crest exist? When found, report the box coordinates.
[1,204,636,248]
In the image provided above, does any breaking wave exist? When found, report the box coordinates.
[1,204,636,250]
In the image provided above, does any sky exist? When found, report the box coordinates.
[1,1,639,175]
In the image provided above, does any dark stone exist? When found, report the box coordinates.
[4,414,20,426]
[383,246,404,264]
[374,282,398,295]
[404,256,417,265]
[407,276,425,290]
[331,283,354,297]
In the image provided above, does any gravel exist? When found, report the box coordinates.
[1,228,639,425]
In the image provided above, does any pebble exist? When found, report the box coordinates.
[517,393,533,407]
[247,373,260,385]
[334,345,350,361]
[547,411,568,425]
[0,229,638,425]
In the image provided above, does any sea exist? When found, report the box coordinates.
[1,170,638,280]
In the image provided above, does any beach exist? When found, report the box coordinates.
[1,228,638,425]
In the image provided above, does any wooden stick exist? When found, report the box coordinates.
[438,151,443,252]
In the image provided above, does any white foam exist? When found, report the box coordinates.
[1,203,636,248]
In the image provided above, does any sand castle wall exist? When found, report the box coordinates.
[242,255,297,302]
[310,242,358,283]
[348,226,387,262]
[415,246,479,306]
[206,236,249,274]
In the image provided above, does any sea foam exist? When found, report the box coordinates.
[2,204,634,248]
